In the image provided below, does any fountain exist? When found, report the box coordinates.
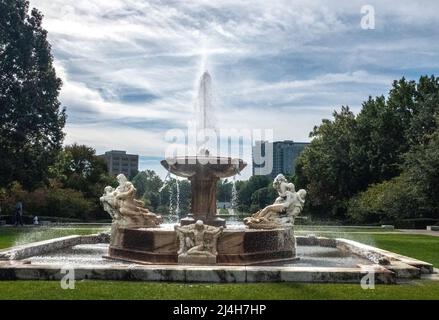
[99,71,303,265]
[161,71,246,227]
[0,71,434,284]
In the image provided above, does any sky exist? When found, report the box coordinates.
[29,0,439,178]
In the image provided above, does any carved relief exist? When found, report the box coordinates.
[175,220,223,264]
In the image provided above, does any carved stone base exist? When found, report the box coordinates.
[108,226,295,265]
[178,254,217,265]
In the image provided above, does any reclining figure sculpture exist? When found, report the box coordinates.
[100,173,163,228]
[244,174,306,229]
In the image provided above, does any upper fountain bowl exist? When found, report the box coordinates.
[161,156,247,178]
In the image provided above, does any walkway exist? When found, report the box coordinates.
[398,229,439,237]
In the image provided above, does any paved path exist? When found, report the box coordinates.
[398,229,439,237]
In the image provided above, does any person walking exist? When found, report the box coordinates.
[15,201,23,226]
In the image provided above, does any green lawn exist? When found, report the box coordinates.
[0,225,438,300]
[295,230,439,267]
[0,281,438,300]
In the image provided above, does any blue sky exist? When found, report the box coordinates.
[30,0,439,178]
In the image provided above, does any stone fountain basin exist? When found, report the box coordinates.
[161,156,247,178]
[0,232,434,283]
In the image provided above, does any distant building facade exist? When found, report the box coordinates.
[99,150,139,178]
[252,140,309,178]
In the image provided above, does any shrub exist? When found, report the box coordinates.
[0,182,95,220]
[395,218,439,229]
[347,174,422,224]
[44,187,94,219]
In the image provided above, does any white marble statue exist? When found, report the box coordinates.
[244,174,306,229]
[100,174,163,228]
[175,220,223,264]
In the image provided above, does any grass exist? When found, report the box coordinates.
[295,225,398,233]
[296,230,439,267]
[0,225,438,300]
[0,281,438,300]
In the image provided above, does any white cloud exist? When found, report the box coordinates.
[27,0,439,178]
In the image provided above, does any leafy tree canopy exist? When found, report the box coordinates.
[0,0,66,189]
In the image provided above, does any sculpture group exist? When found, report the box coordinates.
[244,174,306,229]
[100,174,163,228]
[101,173,305,231]
[101,173,305,264]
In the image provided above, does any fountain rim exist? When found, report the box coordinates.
[160,156,247,179]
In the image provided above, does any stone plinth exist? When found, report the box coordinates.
[108,226,295,265]
[178,254,217,265]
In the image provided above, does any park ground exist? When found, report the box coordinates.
[0,225,438,300]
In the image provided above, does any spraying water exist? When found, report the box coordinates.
[230,177,238,216]
[175,179,180,221]
[196,71,215,132]
[159,171,179,223]
[159,170,171,193]
[195,70,217,154]
[169,182,174,221]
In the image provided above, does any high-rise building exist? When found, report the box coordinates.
[99,150,139,178]
[252,140,309,178]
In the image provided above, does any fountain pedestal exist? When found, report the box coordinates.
[181,174,225,226]
[161,156,246,227]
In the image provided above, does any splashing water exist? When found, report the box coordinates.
[230,177,238,216]
[169,182,174,221]
[195,70,217,154]
[159,170,179,223]
[159,170,171,192]
[175,179,180,221]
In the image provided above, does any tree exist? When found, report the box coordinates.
[132,170,164,210]
[295,107,357,218]
[0,0,66,189]
[55,144,110,197]
[250,185,276,213]
[352,96,407,185]
[217,179,232,203]
[132,170,163,200]
[296,75,439,221]
[236,175,271,213]
[406,76,439,145]
[405,127,439,216]
[47,144,116,219]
